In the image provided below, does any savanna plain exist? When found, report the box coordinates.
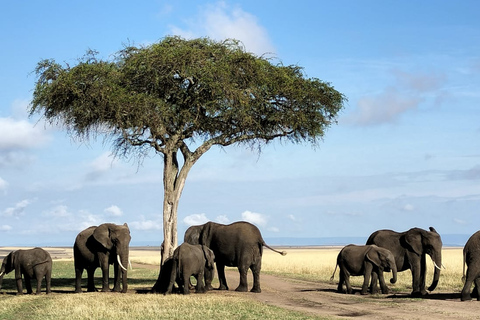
[1,246,480,319]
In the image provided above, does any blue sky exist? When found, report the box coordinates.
[1,1,479,246]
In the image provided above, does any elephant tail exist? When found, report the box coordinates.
[330,264,338,282]
[262,241,287,256]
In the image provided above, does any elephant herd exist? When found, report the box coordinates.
[333,226,480,301]
[1,222,480,303]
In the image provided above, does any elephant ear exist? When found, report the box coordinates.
[404,230,423,255]
[366,246,382,267]
[200,222,213,247]
[6,251,15,272]
[202,245,215,269]
[93,224,113,250]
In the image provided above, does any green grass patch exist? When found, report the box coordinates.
[0,261,324,319]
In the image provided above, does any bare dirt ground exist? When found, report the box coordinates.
[3,247,480,319]
[226,270,480,320]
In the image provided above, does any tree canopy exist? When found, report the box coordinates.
[30,36,346,267]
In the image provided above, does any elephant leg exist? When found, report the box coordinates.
[369,271,379,294]
[216,264,229,290]
[361,263,373,295]
[337,271,345,293]
[182,274,190,294]
[86,268,97,292]
[16,275,24,295]
[25,275,33,294]
[75,268,83,293]
[196,271,206,293]
[35,275,42,295]
[100,265,110,292]
[45,270,52,294]
[250,261,262,293]
[344,272,353,294]
[461,273,474,301]
[235,264,249,292]
[204,268,214,291]
[410,258,424,296]
[475,278,480,301]
[378,270,389,294]
[112,263,121,292]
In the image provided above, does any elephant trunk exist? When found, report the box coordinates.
[116,247,129,293]
[390,263,397,284]
[427,253,442,292]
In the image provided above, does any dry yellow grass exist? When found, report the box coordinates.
[261,247,465,293]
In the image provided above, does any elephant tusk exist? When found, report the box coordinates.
[433,261,442,271]
[117,255,128,272]
[128,258,133,270]
[0,271,4,277]
[442,263,446,269]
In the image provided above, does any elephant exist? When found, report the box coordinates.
[0,247,52,295]
[165,243,215,294]
[366,226,442,297]
[461,230,480,301]
[74,223,131,293]
[184,221,286,293]
[331,244,397,295]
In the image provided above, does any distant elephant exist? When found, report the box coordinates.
[0,247,52,295]
[331,244,397,295]
[461,230,480,301]
[74,223,131,293]
[166,243,215,294]
[366,227,442,297]
[184,221,286,293]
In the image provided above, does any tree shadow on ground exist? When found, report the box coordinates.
[0,277,157,294]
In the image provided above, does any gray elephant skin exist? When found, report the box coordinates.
[461,230,480,301]
[74,223,131,293]
[184,221,286,293]
[165,243,215,294]
[0,247,52,295]
[332,244,397,295]
[366,226,442,297]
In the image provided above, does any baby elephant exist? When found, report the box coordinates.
[0,247,52,295]
[331,244,397,295]
[167,243,215,294]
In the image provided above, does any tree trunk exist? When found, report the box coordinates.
[152,142,211,293]
[161,150,182,265]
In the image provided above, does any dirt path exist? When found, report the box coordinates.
[221,269,480,320]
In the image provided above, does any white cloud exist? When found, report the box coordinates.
[2,199,32,217]
[241,210,267,227]
[85,152,118,181]
[348,69,446,126]
[130,217,162,231]
[288,214,297,221]
[104,205,123,217]
[183,213,209,226]
[169,1,275,56]
[215,214,230,224]
[0,225,12,231]
[0,117,50,150]
[43,205,71,218]
[0,177,8,193]
[350,87,421,126]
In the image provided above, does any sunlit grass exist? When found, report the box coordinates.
[0,247,466,319]
[262,247,465,293]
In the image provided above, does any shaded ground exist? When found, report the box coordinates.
[2,247,480,319]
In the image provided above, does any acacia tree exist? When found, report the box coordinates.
[30,36,346,264]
